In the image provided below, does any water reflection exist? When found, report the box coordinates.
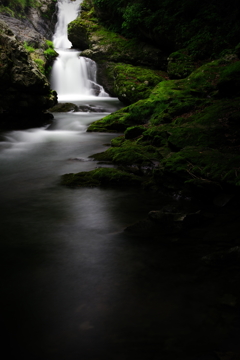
[0,109,174,359]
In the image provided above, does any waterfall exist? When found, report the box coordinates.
[51,0,108,101]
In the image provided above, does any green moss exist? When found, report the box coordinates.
[90,58,240,134]
[111,135,125,147]
[167,49,196,79]
[124,125,146,139]
[90,142,162,168]
[0,0,42,18]
[161,147,240,186]
[87,107,137,132]
[69,16,164,69]
[44,47,58,58]
[34,58,45,74]
[0,6,14,17]
[61,167,142,187]
[85,55,240,190]
[109,63,167,104]
[92,0,240,60]
[23,42,35,53]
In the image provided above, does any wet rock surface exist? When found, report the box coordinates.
[0,19,57,129]
[0,14,47,47]
[49,102,108,113]
[0,0,57,40]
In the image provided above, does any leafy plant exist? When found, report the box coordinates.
[34,58,45,74]
[23,41,35,53]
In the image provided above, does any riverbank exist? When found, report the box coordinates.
[54,3,240,358]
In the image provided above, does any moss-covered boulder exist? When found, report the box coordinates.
[85,55,240,191]
[167,49,196,79]
[103,62,167,104]
[61,167,142,187]
[68,17,167,69]
[90,142,162,171]
[124,126,146,140]
[88,56,240,132]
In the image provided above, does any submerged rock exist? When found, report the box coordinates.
[49,103,78,112]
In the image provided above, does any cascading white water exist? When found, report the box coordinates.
[51,0,108,101]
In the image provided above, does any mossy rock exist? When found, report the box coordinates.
[111,135,125,147]
[90,142,162,168]
[88,57,240,133]
[107,63,167,104]
[87,104,146,132]
[161,146,240,187]
[167,49,196,79]
[68,17,167,69]
[86,56,240,190]
[167,98,240,150]
[124,125,146,139]
[61,167,142,187]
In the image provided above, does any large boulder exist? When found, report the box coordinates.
[98,62,168,104]
[69,18,167,69]
[0,20,57,129]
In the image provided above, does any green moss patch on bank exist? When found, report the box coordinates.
[90,142,162,170]
[83,56,240,191]
[88,57,240,132]
[105,62,167,104]
[61,167,142,187]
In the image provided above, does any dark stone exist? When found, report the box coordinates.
[0,20,57,129]
[48,103,78,112]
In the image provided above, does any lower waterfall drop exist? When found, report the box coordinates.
[50,0,108,101]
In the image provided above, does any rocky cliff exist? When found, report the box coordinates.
[0,0,57,41]
[0,19,57,129]
[0,0,58,129]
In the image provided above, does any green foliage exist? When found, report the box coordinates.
[92,0,240,59]
[45,40,54,49]
[44,47,57,58]
[0,0,55,19]
[0,5,14,16]
[23,41,35,53]
[34,58,45,74]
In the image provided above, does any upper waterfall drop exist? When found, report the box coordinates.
[52,0,82,50]
[50,0,109,101]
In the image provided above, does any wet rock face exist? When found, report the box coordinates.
[0,0,57,42]
[0,20,57,129]
[0,13,48,48]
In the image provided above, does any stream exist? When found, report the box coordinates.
[0,1,237,359]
